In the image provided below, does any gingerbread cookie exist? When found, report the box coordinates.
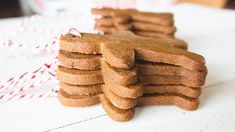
[131,12,174,26]
[140,75,205,87]
[103,86,137,109]
[57,66,103,85]
[94,25,116,34]
[60,32,187,56]
[101,61,137,85]
[91,7,137,18]
[95,18,114,27]
[105,82,143,98]
[132,21,176,34]
[58,50,101,70]
[138,94,199,111]
[99,94,135,122]
[137,61,207,82]
[60,33,107,54]
[143,84,201,98]
[101,38,205,70]
[134,30,174,38]
[60,82,103,95]
[58,90,100,107]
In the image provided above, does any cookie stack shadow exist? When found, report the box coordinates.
[57,31,207,122]
[92,7,176,38]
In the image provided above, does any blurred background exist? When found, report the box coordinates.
[0,0,235,18]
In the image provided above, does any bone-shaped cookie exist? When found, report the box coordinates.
[99,92,199,122]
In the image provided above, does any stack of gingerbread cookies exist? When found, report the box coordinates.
[92,7,176,38]
[57,31,207,122]
[57,33,107,107]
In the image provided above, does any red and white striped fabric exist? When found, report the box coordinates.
[0,2,136,101]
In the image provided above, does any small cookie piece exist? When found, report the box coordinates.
[58,90,100,107]
[58,50,101,70]
[132,21,176,34]
[137,61,207,82]
[140,75,205,87]
[101,61,137,85]
[57,66,103,85]
[134,30,174,38]
[138,94,199,111]
[99,94,135,122]
[60,82,103,95]
[103,86,137,109]
[143,84,201,98]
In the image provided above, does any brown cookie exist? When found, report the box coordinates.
[114,22,133,31]
[58,50,101,70]
[101,61,137,85]
[105,82,143,98]
[91,7,174,26]
[101,38,205,70]
[111,12,131,23]
[134,30,174,38]
[140,75,205,87]
[143,84,201,98]
[99,94,135,122]
[103,86,137,109]
[94,25,116,34]
[138,94,199,111]
[60,32,187,56]
[58,90,100,107]
[131,12,174,26]
[60,33,107,54]
[137,61,207,82]
[91,7,137,18]
[132,21,176,34]
[60,82,103,95]
[95,18,114,26]
[57,66,103,85]
[109,31,187,50]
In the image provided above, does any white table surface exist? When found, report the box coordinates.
[0,3,235,132]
